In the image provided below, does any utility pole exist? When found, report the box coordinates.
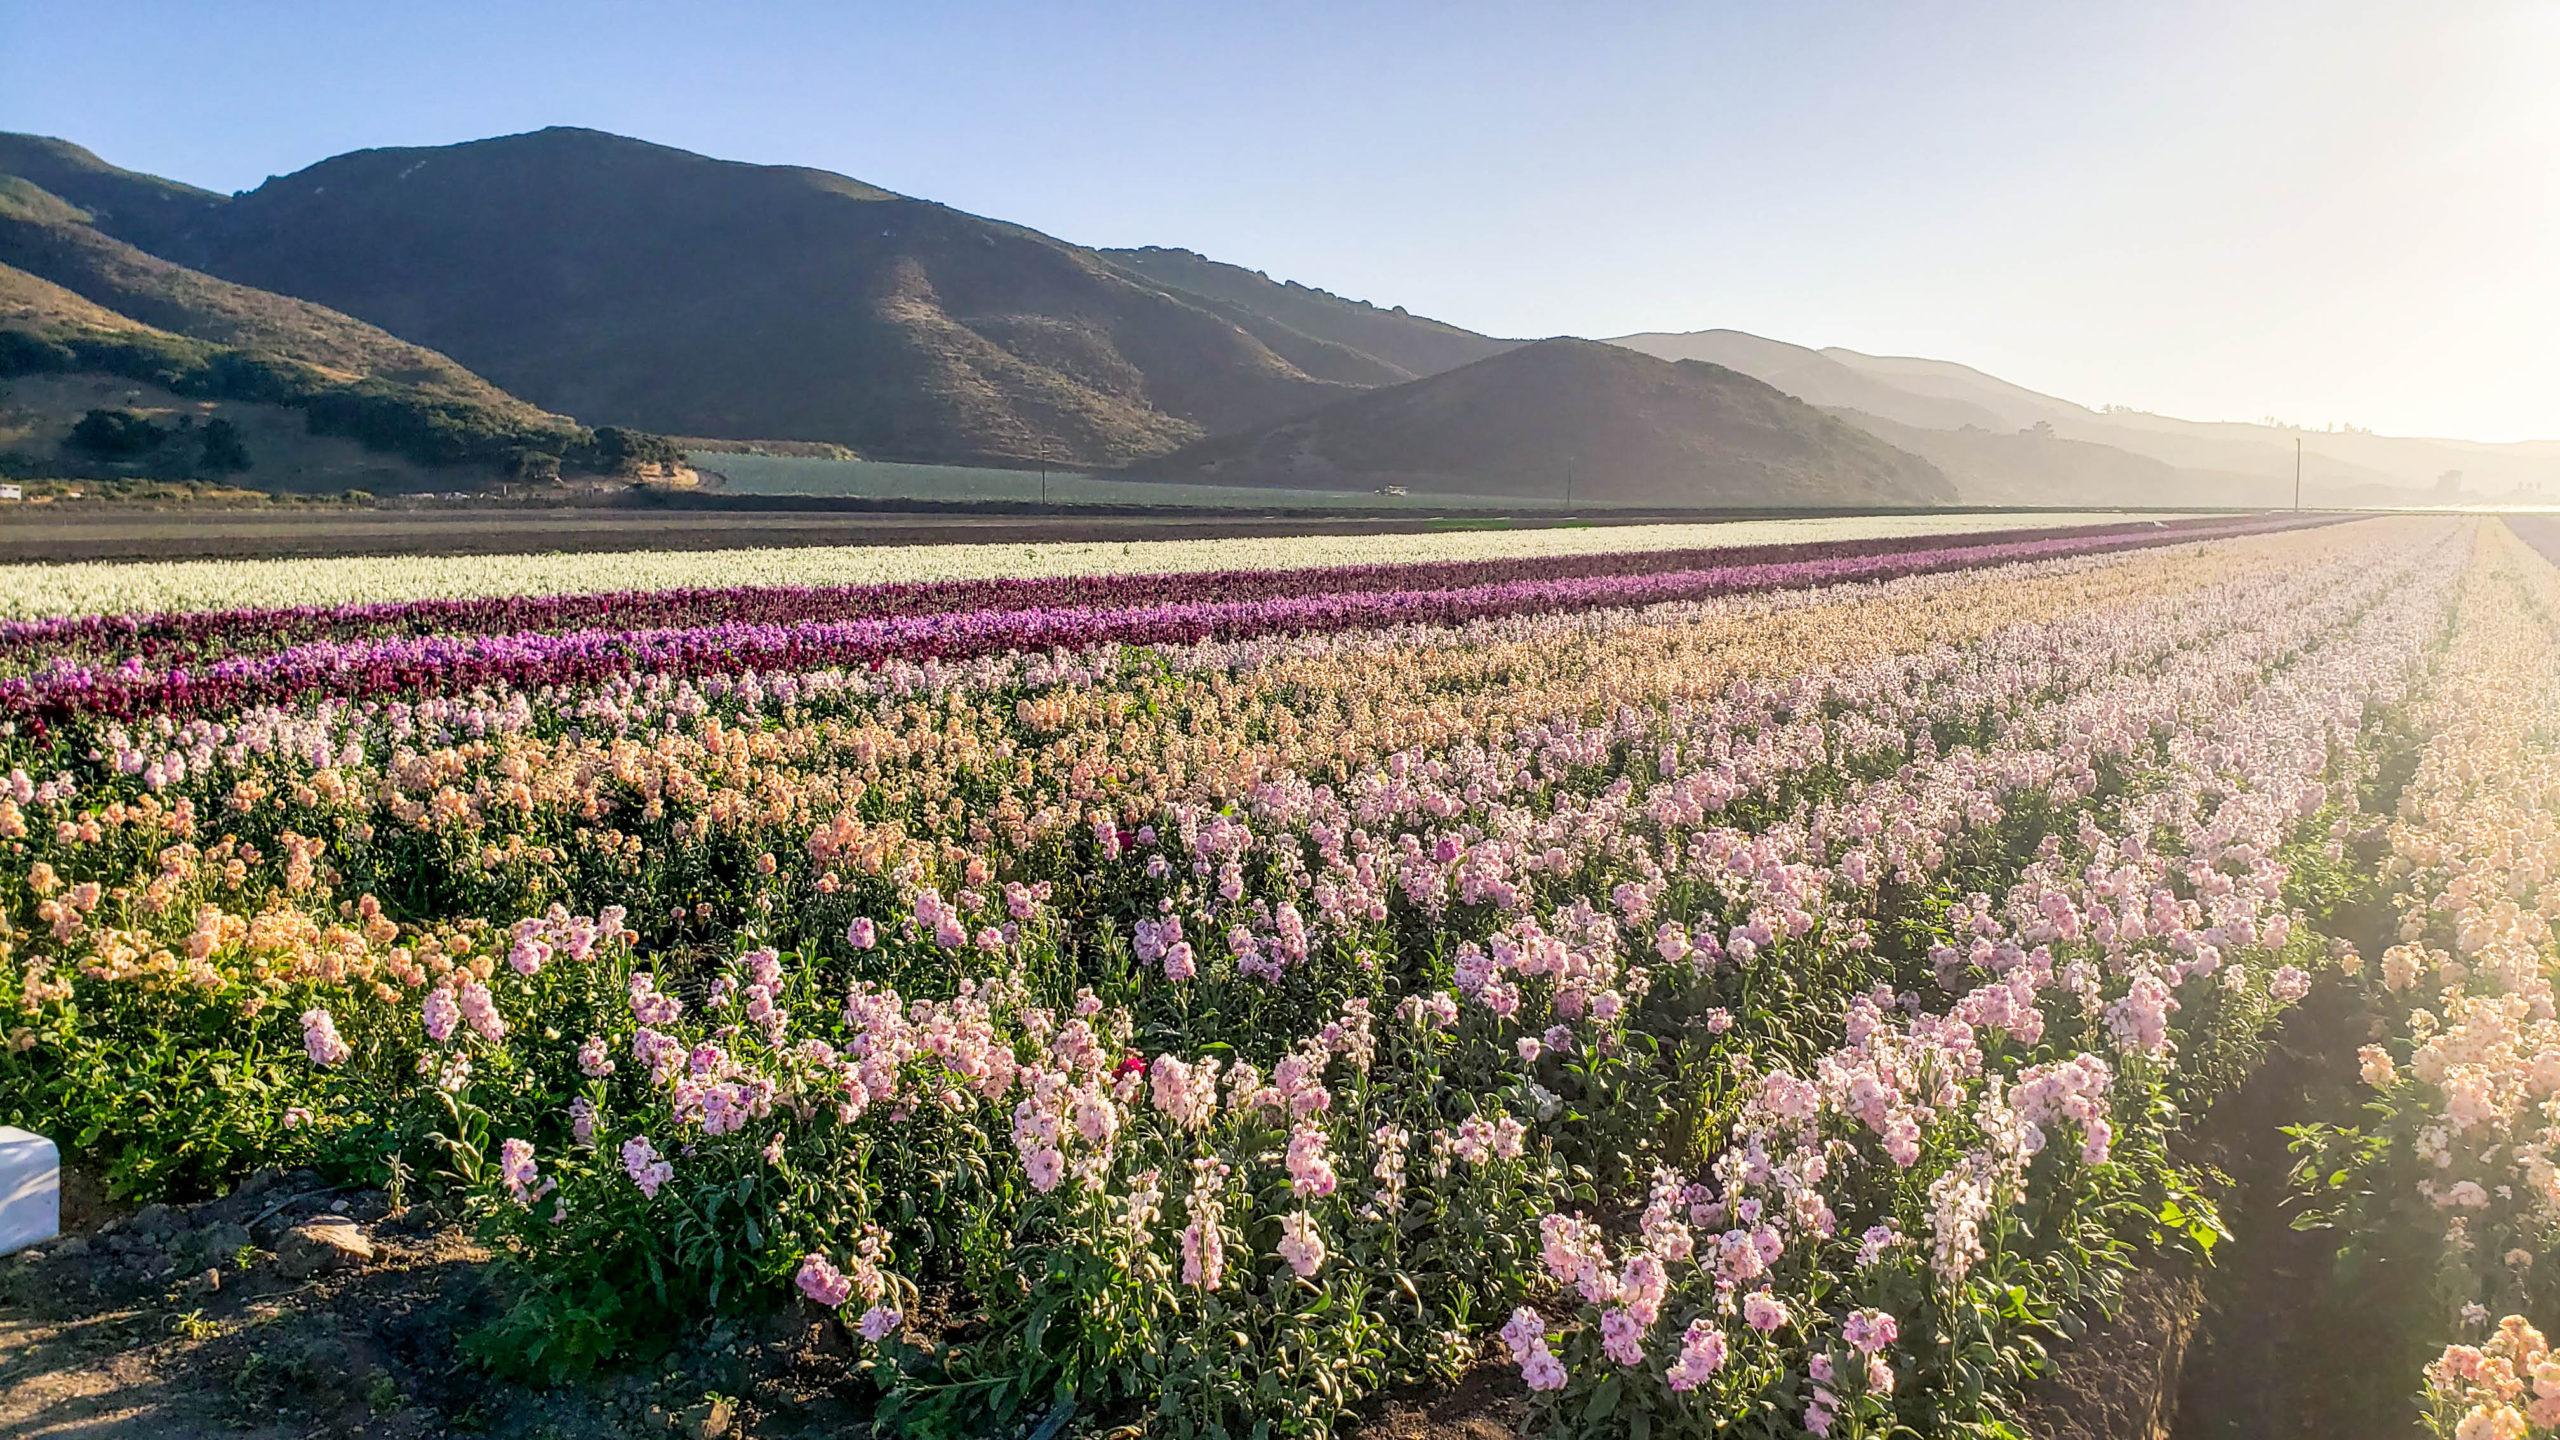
[2293,437,2302,511]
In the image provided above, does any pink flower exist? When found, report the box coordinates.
[796,1252,853,1307]
[457,978,506,1043]
[1600,1307,1647,1366]
[1024,1145,1066,1192]
[577,1035,615,1078]
[857,1304,901,1342]
[1286,1122,1338,1198]
[508,935,550,977]
[498,1137,552,1207]
[621,1135,673,1199]
[1501,1307,1546,1358]
[1844,1308,1899,1355]
[1665,1320,1729,1391]
[301,1008,351,1067]
[1277,1211,1327,1277]
[1502,1304,1569,1396]
[422,987,460,1043]
[1743,1290,1790,1334]
[845,917,877,950]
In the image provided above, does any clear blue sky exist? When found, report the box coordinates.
[3,0,2552,441]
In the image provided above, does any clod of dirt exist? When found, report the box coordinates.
[681,1394,739,1438]
[275,1219,373,1279]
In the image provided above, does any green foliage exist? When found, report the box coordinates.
[198,415,251,472]
[67,406,167,458]
[0,321,678,477]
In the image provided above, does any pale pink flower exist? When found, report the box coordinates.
[301,1008,351,1067]
[1277,1211,1327,1277]
[1664,1320,1728,1391]
[421,987,460,1043]
[857,1305,901,1342]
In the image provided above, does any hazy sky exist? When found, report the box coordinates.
[3,0,2553,441]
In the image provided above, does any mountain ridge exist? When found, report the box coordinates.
[1125,337,1955,507]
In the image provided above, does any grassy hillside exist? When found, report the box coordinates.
[1126,337,1954,507]
[1101,246,1519,383]
[98,127,1367,467]
[0,178,541,412]
[0,254,152,333]
[0,253,659,486]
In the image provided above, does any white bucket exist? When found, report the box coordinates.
[0,1127,60,1255]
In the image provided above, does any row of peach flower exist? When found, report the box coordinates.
[2352,522,2560,1440]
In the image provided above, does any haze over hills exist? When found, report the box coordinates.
[1124,338,1954,508]
[1610,329,2560,504]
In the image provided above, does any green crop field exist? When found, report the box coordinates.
[689,451,1575,510]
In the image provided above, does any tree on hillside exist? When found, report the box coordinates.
[67,408,166,459]
[199,417,251,473]
[511,448,562,484]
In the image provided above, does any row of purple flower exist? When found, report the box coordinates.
[3,514,2333,726]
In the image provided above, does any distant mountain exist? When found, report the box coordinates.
[0,176,538,413]
[1611,330,2022,432]
[1611,328,2560,503]
[1124,337,1954,507]
[1100,246,1518,384]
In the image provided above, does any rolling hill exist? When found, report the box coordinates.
[1123,337,1954,507]
[60,128,1382,467]
[0,176,541,413]
[10,127,1543,471]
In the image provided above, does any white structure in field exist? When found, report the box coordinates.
[0,1127,59,1254]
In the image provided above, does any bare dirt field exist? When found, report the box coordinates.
[0,505,1631,564]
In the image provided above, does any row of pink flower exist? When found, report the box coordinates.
[1,515,2330,727]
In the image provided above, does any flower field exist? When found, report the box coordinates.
[0,510,2193,621]
[5,510,2553,1438]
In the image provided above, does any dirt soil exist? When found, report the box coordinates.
[0,507,1621,564]
[0,1168,879,1440]
[2167,978,2434,1440]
